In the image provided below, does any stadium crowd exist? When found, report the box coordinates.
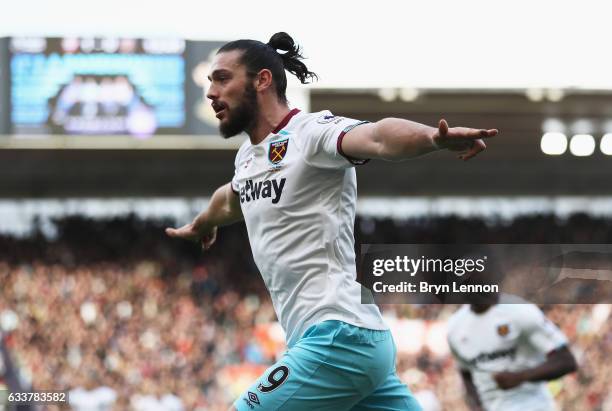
[0,214,611,410]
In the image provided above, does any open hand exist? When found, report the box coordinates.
[433,119,498,161]
[165,223,218,251]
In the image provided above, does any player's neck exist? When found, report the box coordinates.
[247,100,291,145]
[470,303,494,314]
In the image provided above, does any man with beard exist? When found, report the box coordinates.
[166,32,498,411]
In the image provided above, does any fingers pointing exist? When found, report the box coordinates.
[450,127,497,139]
[482,128,499,138]
[459,139,486,161]
[436,120,497,160]
[471,128,497,139]
[444,126,498,140]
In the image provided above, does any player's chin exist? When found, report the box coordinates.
[219,118,244,139]
[216,110,228,122]
[221,111,235,126]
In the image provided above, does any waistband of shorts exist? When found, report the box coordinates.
[300,320,390,345]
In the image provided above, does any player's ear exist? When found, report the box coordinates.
[255,69,273,92]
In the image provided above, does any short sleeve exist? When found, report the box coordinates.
[299,111,370,169]
[447,312,471,370]
[231,173,240,195]
[517,304,568,354]
[448,343,471,371]
[230,145,243,195]
[446,306,471,371]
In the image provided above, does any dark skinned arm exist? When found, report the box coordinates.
[460,370,485,411]
[494,345,577,390]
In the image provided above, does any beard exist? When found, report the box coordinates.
[219,84,258,138]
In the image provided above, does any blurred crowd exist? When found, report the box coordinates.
[0,214,611,410]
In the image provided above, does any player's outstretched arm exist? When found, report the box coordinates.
[165,182,243,251]
[341,118,498,161]
[493,346,578,390]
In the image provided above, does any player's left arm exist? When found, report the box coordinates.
[494,305,578,390]
[494,345,577,389]
[341,118,498,161]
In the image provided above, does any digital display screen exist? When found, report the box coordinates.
[10,37,186,137]
[0,38,9,134]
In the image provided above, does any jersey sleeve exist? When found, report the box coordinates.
[446,312,471,370]
[517,304,568,354]
[299,111,370,169]
[231,173,240,195]
[230,145,243,195]
[448,342,471,370]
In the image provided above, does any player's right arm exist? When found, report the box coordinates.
[449,342,485,411]
[460,370,485,411]
[341,118,498,161]
[447,312,485,411]
[165,182,242,250]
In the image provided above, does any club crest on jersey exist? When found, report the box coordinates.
[497,324,510,336]
[269,139,288,165]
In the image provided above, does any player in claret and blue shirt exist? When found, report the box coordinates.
[167,31,498,411]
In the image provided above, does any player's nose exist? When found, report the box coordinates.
[206,84,219,101]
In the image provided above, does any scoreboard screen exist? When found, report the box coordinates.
[10,37,186,137]
[0,38,8,134]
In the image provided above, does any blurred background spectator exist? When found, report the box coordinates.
[1,215,610,410]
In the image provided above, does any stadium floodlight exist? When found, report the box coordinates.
[600,133,612,155]
[540,132,567,155]
[546,88,564,102]
[377,88,398,102]
[526,88,545,102]
[569,134,595,157]
[399,88,419,102]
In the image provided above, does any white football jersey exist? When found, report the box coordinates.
[447,299,568,411]
[231,109,387,347]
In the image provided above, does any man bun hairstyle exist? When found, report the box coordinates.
[218,32,318,104]
[267,32,318,85]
